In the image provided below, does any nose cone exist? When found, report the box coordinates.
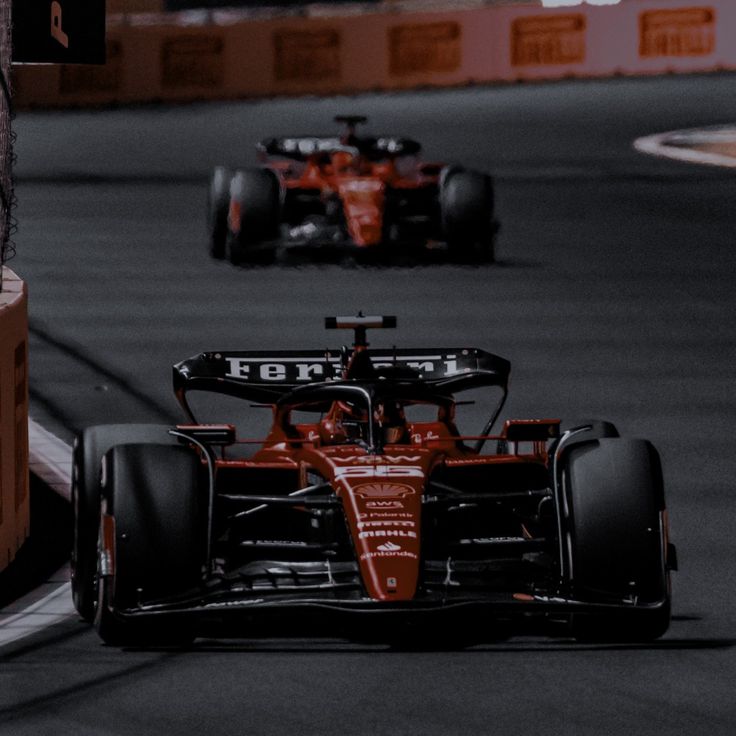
[340,478,423,601]
[337,179,385,246]
[351,219,383,246]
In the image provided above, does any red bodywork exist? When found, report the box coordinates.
[241,431,552,604]
[266,150,441,246]
[166,317,563,611]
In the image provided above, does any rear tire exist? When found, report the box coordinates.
[228,167,281,265]
[440,167,496,263]
[563,438,670,642]
[94,443,204,646]
[207,166,232,259]
[71,424,177,623]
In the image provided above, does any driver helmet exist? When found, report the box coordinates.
[331,148,360,175]
[330,400,369,443]
[375,400,408,444]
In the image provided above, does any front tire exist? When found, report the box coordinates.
[228,167,281,265]
[563,438,670,642]
[71,424,177,623]
[94,443,205,646]
[440,167,496,263]
[207,166,233,259]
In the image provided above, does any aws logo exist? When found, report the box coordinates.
[365,500,404,510]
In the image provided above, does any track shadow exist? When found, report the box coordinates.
[138,635,736,655]
[225,241,499,270]
[0,476,72,609]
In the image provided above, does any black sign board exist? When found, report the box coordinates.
[12,0,106,64]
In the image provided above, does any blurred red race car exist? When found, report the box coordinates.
[207,116,498,264]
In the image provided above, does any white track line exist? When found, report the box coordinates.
[0,566,73,648]
[0,420,77,650]
[634,127,736,168]
[28,418,73,502]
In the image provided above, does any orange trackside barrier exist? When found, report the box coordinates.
[10,0,736,109]
[0,267,29,573]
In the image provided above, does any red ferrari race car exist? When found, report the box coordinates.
[207,116,498,265]
[72,315,675,646]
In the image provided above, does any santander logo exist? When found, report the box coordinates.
[377,541,402,552]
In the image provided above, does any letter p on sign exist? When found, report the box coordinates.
[51,1,69,48]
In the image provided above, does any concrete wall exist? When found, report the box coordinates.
[13,0,735,108]
[0,268,29,573]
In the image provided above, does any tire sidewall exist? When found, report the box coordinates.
[72,425,176,621]
[94,442,205,645]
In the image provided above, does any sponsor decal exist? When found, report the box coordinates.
[341,179,384,193]
[240,540,308,547]
[221,353,465,382]
[357,520,415,529]
[161,35,224,89]
[639,8,714,58]
[359,529,417,539]
[412,430,440,444]
[446,457,498,466]
[511,14,586,67]
[459,537,525,544]
[386,577,398,590]
[335,466,423,480]
[388,22,461,76]
[224,356,340,382]
[274,28,341,82]
[351,482,416,498]
[361,551,417,561]
[365,500,405,510]
[372,354,460,376]
[360,540,417,561]
[332,455,421,464]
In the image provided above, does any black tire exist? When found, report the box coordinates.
[440,167,496,263]
[563,438,670,642]
[95,443,204,646]
[207,166,232,259]
[227,167,281,265]
[71,424,177,623]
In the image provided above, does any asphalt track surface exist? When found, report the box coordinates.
[3,73,736,734]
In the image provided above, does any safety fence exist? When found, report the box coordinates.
[11,0,736,108]
[0,0,13,281]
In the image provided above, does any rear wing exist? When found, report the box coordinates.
[173,347,510,411]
